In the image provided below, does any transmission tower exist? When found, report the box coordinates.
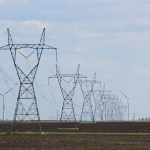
[0,28,57,133]
[79,74,96,122]
[49,64,86,128]
[104,91,113,121]
[99,90,111,121]
[117,100,127,121]
[92,84,106,121]
[108,93,116,121]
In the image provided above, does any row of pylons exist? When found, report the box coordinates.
[0,28,126,133]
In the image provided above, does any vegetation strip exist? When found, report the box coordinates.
[44,132,150,135]
[0,132,150,135]
[79,122,96,124]
[57,128,79,130]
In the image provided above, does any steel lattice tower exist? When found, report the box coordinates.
[49,64,86,128]
[0,28,57,133]
[92,84,106,121]
[108,93,116,121]
[79,74,96,122]
[102,90,111,121]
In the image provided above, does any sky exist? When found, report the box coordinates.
[0,0,150,121]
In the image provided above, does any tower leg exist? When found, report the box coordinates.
[59,96,77,128]
[80,96,94,122]
[11,83,42,132]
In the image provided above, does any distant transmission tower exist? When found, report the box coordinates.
[92,84,105,121]
[79,74,96,122]
[0,28,57,133]
[49,64,86,128]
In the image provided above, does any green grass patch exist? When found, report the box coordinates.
[44,132,150,135]
[57,128,79,130]
[0,132,7,135]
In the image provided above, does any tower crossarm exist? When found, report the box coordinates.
[48,74,87,84]
[0,44,57,50]
[49,74,87,78]
[77,80,100,84]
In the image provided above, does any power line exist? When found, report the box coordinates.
[0,68,17,98]
[0,66,19,86]
[48,84,60,107]
[26,58,53,105]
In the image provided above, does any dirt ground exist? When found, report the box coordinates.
[0,121,150,149]
[0,121,150,133]
[0,134,150,150]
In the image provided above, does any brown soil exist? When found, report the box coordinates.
[0,121,150,133]
[0,134,150,150]
[0,121,150,149]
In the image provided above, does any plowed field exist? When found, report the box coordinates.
[0,134,150,150]
[0,121,150,133]
[0,121,150,149]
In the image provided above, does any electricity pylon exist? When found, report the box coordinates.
[49,64,86,128]
[117,100,127,121]
[93,84,107,121]
[120,91,138,121]
[0,87,15,120]
[79,74,97,122]
[101,90,110,121]
[0,28,57,133]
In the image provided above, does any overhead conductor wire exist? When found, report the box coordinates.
[25,55,53,105]
[0,66,18,98]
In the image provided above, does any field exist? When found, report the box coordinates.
[0,121,150,149]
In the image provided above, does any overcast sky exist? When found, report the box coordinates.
[0,0,150,121]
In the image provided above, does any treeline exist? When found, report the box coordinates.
[138,117,150,121]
